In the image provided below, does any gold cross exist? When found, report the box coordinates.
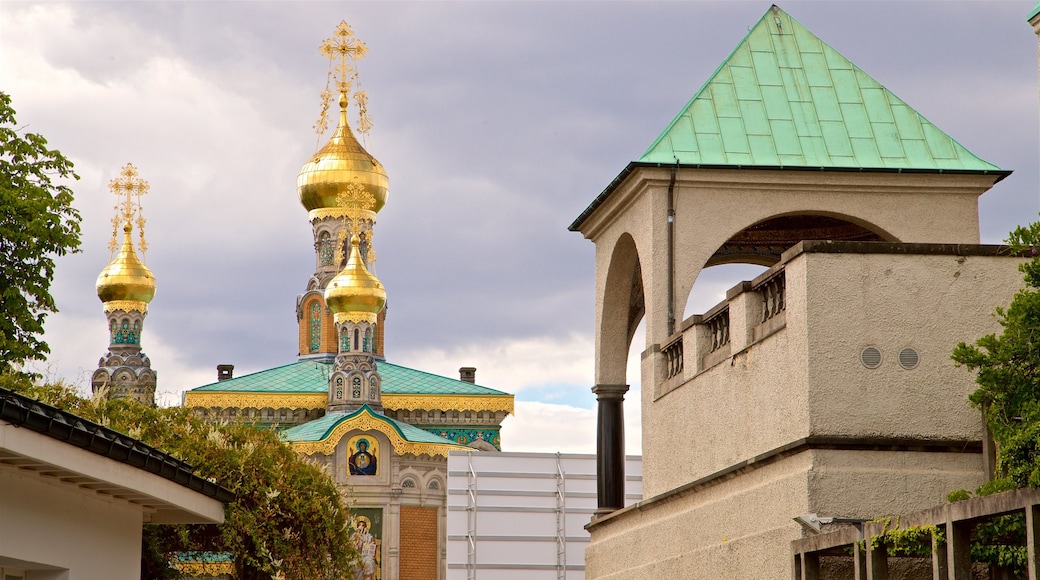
[320,21,368,94]
[108,163,150,255]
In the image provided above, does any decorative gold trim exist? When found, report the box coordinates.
[291,408,471,457]
[309,207,376,222]
[183,392,326,410]
[383,394,514,415]
[103,300,149,314]
[182,392,515,416]
[334,311,377,325]
[173,561,235,575]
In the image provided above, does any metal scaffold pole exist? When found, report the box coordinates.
[556,452,567,580]
[466,453,478,580]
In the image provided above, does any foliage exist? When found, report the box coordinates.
[868,518,943,558]
[948,219,1040,576]
[2,375,358,579]
[0,92,81,377]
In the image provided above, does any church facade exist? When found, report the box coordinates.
[174,22,513,580]
[572,6,1025,578]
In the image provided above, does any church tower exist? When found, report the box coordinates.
[91,163,157,405]
[296,21,388,361]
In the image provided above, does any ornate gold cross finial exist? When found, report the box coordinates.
[314,20,373,144]
[334,177,377,264]
[108,163,150,257]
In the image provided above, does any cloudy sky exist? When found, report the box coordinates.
[3,1,1038,454]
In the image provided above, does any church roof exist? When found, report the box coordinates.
[569,4,1008,232]
[189,359,508,397]
[182,359,514,415]
[281,404,471,457]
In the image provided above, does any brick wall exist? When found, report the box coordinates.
[399,506,438,580]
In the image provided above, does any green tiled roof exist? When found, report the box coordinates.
[189,359,508,396]
[1030,2,1040,22]
[640,5,1000,172]
[281,404,459,445]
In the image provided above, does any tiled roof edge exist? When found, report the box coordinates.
[0,387,235,503]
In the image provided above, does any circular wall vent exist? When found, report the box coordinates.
[860,347,882,369]
[898,347,920,370]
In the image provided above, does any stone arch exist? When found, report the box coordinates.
[598,232,645,385]
[676,211,897,320]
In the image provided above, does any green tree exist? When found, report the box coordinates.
[0,92,82,376]
[949,222,1040,577]
[2,375,357,579]
[952,221,1040,488]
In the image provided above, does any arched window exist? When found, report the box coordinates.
[119,319,131,344]
[335,377,344,400]
[319,231,334,266]
[363,327,372,352]
[131,321,140,344]
[369,376,378,399]
[352,376,362,398]
[340,327,351,352]
[309,302,322,352]
[110,320,118,343]
[354,328,360,351]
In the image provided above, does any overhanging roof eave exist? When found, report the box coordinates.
[567,162,1012,233]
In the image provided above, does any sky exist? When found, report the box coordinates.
[3,1,1038,455]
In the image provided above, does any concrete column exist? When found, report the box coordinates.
[853,539,867,580]
[931,529,948,580]
[593,383,629,513]
[1027,504,1040,579]
[946,518,974,580]
[798,552,820,580]
[865,539,888,579]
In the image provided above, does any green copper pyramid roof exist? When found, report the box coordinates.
[281,404,458,445]
[569,4,1008,233]
[640,5,1001,172]
[188,359,508,396]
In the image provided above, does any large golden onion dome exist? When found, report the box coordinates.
[96,223,156,311]
[325,234,386,322]
[298,92,389,215]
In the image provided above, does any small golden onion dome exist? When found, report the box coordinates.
[96,223,156,307]
[298,92,389,214]
[325,234,386,317]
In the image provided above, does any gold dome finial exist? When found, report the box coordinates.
[97,164,156,313]
[324,234,386,324]
[299,20,388,219]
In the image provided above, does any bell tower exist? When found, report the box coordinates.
[296,21,388,362]
[92,163,157,405]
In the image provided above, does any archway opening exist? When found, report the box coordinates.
[705,214,888,268]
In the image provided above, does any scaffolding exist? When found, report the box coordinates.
[555,452,567,580]
[466,453,478,580]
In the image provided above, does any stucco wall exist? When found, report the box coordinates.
[803,251,1023,440]
[0,467,142,578]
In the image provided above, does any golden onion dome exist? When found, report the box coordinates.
[96,223,156,310]
[325,234,386,321]
[298,92,389,215]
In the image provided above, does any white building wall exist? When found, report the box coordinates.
[446,451,642,580]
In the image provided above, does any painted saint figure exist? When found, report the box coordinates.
[349,438,378,475]
[352,516,378,580]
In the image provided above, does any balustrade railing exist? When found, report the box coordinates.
[705,307,730,353]
[756,271,785,322]
[662,335,683,380]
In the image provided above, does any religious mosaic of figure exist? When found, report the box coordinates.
[348,435,378,476]
[351,508,382,580]
[310,302,322,352]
